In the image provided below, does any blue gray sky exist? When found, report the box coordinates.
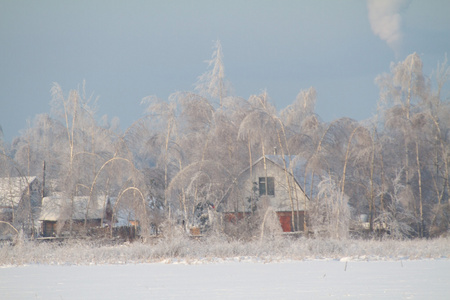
[1,0,449,142]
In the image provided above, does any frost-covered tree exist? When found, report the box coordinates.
[195,40,231,106]
[310,175,350,239]
[6,44,450,241]
[281,87,317,134]
[132,95,179,209]
[375,53,432,237]
[167,159,230,232]
[237,98,279,213]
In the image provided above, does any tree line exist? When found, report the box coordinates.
[1,41,449,240]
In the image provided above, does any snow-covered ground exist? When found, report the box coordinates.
[1,259,449,299]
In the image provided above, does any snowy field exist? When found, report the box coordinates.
[1,259,449,299]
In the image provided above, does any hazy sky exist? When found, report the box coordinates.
[1,0,449,142]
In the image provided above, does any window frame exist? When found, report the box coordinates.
[259,176,275,196]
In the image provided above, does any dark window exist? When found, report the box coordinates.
[43,221,57,237]
[259,177,275,196]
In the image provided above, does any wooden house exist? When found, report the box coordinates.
[219,155,312,232]
[39,194,108,237]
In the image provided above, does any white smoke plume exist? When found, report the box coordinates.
[367,0,411,56]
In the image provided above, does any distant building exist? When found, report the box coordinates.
[39,194,108,237]
[0,176,42,237]
[219,156,313,232]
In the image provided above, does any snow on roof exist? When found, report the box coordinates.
[0,176,38,207]
[219,155,321,212]
[40,194,107,221]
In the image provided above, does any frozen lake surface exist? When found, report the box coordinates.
[1,259,449,299]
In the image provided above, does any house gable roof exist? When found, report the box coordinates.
[263,155,322,199]
[233,155,317,194]
[218,155,318,211]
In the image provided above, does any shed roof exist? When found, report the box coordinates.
[39,194,106,221]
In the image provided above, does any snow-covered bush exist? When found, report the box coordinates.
[1,235,449,266]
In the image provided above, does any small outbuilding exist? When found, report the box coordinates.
[39,194,108,237]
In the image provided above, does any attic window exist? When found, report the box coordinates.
[259,177,275,196]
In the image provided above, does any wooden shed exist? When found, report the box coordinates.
[39,194,108,237]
